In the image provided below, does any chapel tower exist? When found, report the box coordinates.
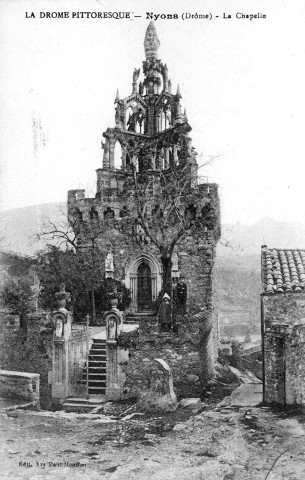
[68,22,220,315]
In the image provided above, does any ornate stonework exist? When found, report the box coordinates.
[68,22,220,317]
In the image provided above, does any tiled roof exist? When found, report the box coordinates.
[261,246,305,294]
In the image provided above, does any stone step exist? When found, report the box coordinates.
[125,315,157,324]
[78,380,106,387]
[83,374,106,380]
[62,396,106,413]
[89,355,106,360]
[64,397,105,405]
[88,367,106,373]
[89,386,106,392]
[93,338,106,343]
[88,361,107,367]
[91,344,106,350]
[82,369,106,374]
[62,403,97,413]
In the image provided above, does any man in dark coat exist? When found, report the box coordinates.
[159,293,171,332]
[176,276,187,315]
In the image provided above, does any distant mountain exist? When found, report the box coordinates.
[217,216,305,257]
[0,202,66,256]
[1,203,305,258]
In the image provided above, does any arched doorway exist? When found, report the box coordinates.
[137,262,152,312]
[124,252,162,313]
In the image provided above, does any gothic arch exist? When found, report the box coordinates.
[124,252,162,313]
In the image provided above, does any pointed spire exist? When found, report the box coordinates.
[144,21,160,59]
[168,79,172,94]
[114,89,119,103]
[176,84,182,99]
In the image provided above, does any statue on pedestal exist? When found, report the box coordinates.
[54,283,71,310]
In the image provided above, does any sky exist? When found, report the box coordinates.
[0,0,305,225]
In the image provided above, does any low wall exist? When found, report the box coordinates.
[0,370,40,408]
[119,315,202,399]
[0,311,53,409]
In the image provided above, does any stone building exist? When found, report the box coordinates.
[68,22,220,320]
[261,245,305,405]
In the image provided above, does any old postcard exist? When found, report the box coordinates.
[1,1,305,479]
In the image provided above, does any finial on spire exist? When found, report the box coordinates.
[168,79,172,94]
[114,89,119,103]
[176,84,181,98]
[144,21,160,59]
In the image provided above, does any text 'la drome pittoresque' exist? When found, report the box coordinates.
[25,11,267,21]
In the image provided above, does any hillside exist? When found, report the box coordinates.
[0,202,66,256]
[218,217,305,256]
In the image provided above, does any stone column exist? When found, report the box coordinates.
[102,139,110,169]
[105,308,124,400]
[151,274,157,303]
[105,343,121,400]
[51,309,72,404]
[108,138,116,170]
[130,275,137,312]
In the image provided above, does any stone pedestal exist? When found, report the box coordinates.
[105,341,122,400]
[51,308,72,403]
[105,307,125,400]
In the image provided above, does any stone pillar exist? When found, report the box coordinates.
[51,308,72,403]
[108,138,116,170]
[102,139,110,169]
[130,275,137,312]
[121,149,127,170]
[151,274,157,303]
[105,308,124,400]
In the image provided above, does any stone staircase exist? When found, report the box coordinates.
[85,338,107,395]
[125,313,155,324]
[62,338,107,412]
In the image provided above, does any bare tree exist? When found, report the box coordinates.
[125,159,219,297]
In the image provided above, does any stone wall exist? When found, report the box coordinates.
[262,293,305,328]
[0,370,40,407]
[119,315,202,399]
[68,183,220,311]
[0,310,53,409]
[263,294,305,405]
[284,321,305,404]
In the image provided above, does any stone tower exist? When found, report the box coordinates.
[68,22,220,318]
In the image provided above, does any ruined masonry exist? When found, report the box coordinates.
[261,246,305,405]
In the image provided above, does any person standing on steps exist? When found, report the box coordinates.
[159,293,172,332]
[176,275,187,316]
